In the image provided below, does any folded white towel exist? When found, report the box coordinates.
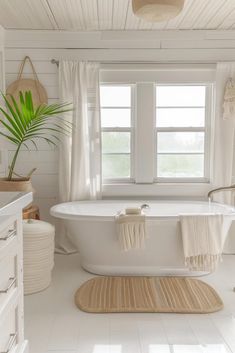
[125,207,141,215]
[180,214,232,272]
[116,211,146,251]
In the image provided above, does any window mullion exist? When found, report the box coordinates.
[204,84,213,181]
[157,127,205,133]
[102,127,131,132]
[135,83,155,183]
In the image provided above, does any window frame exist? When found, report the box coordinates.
[154,83,213,183]
[100,83,135,183]
[100,65,216,197]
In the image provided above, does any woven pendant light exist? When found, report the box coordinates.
[132,0,185,22]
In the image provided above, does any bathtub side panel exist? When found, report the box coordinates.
[65,219,191,276]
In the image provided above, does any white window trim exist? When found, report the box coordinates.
[101,83,135,183]
[100,66,216,198]
[154,83,213,183]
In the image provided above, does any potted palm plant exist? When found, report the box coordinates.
[0,91,71,192]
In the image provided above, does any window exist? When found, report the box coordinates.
[155,85,211,181]
[100,67,214,190]
[100,85,133,180]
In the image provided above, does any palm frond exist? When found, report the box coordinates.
[0,119,22,141]
[0,131,19,144]
[0,91,72,179]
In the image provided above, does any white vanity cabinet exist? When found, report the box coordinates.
[0,25,6,177]
[0,192,32,353]
[0,25,4,94]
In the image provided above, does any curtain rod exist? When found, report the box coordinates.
[51,59,218,66]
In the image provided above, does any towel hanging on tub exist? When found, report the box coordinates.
[180,214,232,272]
[116,208,147,251]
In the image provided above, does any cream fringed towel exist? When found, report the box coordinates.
[116,212,146,251]
[180,214,232,272]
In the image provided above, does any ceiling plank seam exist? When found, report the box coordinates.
[41,0,59,30]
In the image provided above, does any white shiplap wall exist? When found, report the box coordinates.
[5,51,59,222]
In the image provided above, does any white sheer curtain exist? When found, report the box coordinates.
[56,61,101,253]
[212,62,235,205]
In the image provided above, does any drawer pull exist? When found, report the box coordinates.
[0,229,16,241]
[0,277,16,294]
[0,333,17,353]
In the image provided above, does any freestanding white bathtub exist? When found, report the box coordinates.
[50,200,235,276]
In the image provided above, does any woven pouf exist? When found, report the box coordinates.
[23,219,55,295]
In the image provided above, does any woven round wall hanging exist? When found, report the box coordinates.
[6,56,48,107]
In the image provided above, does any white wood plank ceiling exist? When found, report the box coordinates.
[0,0,235,31]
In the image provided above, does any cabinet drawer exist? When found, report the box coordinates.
[0,248,18,312]
[0,218,17,253]
[0,303,18,353]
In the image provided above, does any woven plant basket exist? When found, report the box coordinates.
[6,56,48,107]
[0,177,33,192]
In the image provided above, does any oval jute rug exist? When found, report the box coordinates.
[75,276,223,314]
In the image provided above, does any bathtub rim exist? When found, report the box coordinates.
[50,199,235,222]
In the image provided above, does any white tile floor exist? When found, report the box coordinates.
[25,254,235,353]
